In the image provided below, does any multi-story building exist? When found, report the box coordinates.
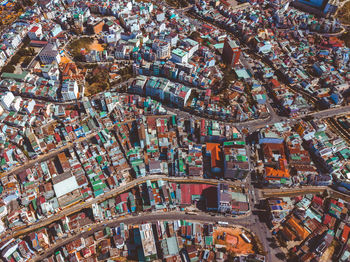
[222,37,241,67]
[139,223,158,261]
[217,183,232,213]
[61,80,79,101]
[171,48,189,64]
[0,91,14,111]
[28,25,42,40]
[38,43,61,65]
[152,40,171,60]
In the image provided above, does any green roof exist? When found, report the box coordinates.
[1,71,28,81]
[237,155,247,162]
[172,48,188,58]
[234,68,251,79]
[96,155,103,164]
[340,148,350,159]
[205,236,213,246]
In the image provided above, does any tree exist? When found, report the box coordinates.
[1,65,15,73]
[10,54,21,65]
[29,48,35,56]
[22,57,32,68]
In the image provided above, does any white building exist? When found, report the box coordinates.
[139,224,157,260]
[103,33,121,44]
[11,97,23,112]
[152,40,170,60]
[3,33,21,49]
[183,38,199,58]
[42,64,60,81]
[50,24,63,38]
[61,80,78,101]
[171,48,189,64]
[28,24,42,40]
[24,99,36,114]
[166,33,178,47]
[0,92,15,111]
[0,50,7,67]
[156,12,165,22]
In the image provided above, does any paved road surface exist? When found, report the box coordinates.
[166,103,350,131]
[32,211,281,262]
[0,175,244,242]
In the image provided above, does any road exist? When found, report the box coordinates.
[32,210,278,262]
[166,102,350,131]
[0,174,245,243]
[258,186,328,199]
[5,79,349,180]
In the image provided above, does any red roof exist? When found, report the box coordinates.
[39,196,45,204]
[119,192,129,202]
[312,196,323,206]
[66,125,73,133]
[323,214,331,225]
[205,89,211,97]
[271,79,281,88]
[3,151,9,162]
[180,184,212,205]
[179,91,187,98]
[30,40,48,45]
[70,110,79,118]
[202,24,213,30]
[54,133,61,142]
[30,26,39,33]
[342,225,350,243]
[294,196,303,202]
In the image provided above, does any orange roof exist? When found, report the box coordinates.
[287,217,310,240]
[265,167,289,179]
[206,143,220,168]
[265,158,289,180]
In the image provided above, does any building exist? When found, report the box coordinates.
[139,223,157,261]
[264,158,290,185]
[11,97,22,112]
[92,20,105,34]
[171,48,189,64]
[152,40,171,60]
[222,37,241,66]
[38,43,61,64]
[0,91,15,111]
[61,80,79,101]
[206,143,221,173]
[182,38,199,58]
[52,172,82,207]
[223,141,249,180]
[28,25,42,40]
[217,183,232,213]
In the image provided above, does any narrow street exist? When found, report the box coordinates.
[32,210,283,262]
